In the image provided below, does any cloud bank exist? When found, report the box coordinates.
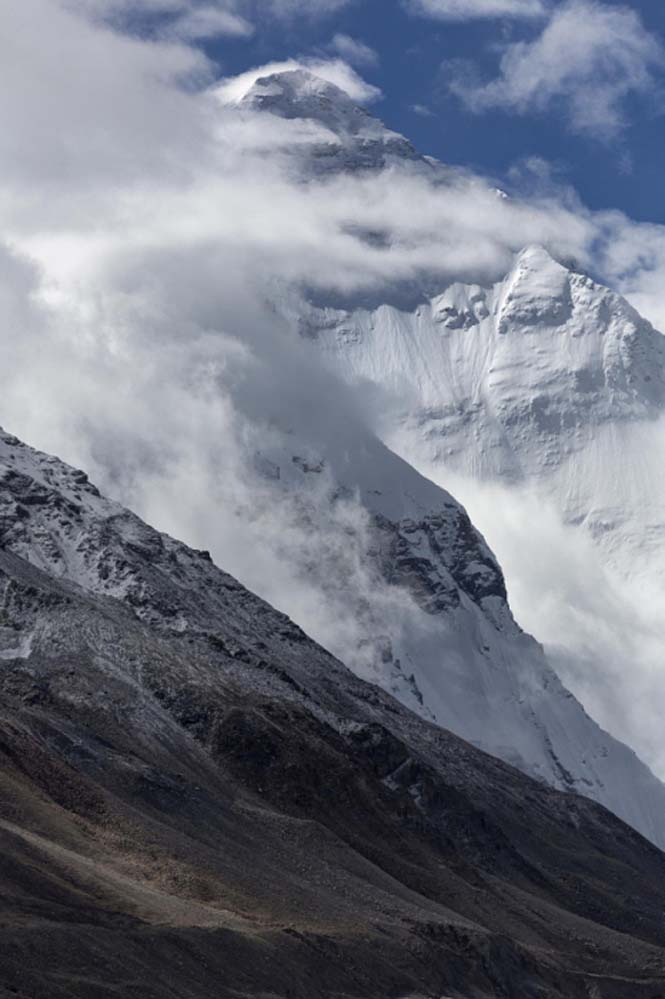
[448,0,665,138]
[427,469,665,779]
[3,0,665,775]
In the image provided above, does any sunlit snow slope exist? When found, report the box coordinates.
[313,245,665,581]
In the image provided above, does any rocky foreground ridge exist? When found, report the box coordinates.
[0,428,664,998]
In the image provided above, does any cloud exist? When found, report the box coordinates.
[426,468,665,779]
[0,0,215,194]
[160,5,254,40]
[595,217,665,334]
[215,57,382,104]
[449,0,665,138]
[405,0,547,20]
[411,103,433,117]
[69,0,350,39]
[328,33,379,68]
[69,0,250,28]
[262,0,353,18]
[5,0,665,781]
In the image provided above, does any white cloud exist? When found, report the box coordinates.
[329,33,379,68]
[66,0,186,13]
[161,5,254,40]
[69,0,247,25]
[68,0,351,31]
[0,0,214,194]
[266,0,352,16]
[406,0,547,20]
[429,468,665,779]
[449,0,665,138]
[5,0,665,783]
[215,58,382,104]
[70,0,347,40]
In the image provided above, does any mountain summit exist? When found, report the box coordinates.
[240,69,380,132]
[312,241,665,573]
[235,68,422,172]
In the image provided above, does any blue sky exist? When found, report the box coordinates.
[205,0,665,224]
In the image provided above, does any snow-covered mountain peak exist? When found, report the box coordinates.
[239,69,382,136]
[509,243,566,277]
[235,68,420,174]
[306,236,665,696]
[0,426,120,528]
[312,245,665,482]
[497,244,573,331]
[494,247,665,417]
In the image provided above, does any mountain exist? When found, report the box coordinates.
[230,68,428,175]
[232,70,665,585]
[237,421,665,852]
[310,243,665,581]
[1,426,665,999]
[206,71,665,847]
[5,389,665,856]
[303,231,665,778]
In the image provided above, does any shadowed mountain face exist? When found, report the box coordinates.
[0,430,665,999]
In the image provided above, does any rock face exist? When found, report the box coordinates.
[0,427,665,998]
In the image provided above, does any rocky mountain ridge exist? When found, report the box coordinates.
[0,425,665,998]
[3,418,665,858]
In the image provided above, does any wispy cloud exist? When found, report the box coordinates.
[329,33,379,68]
[215,57,382,104]
[405,0,547,21]
[70,0,352,37]
[263,0,353,18]
[448,0,665,138]
[160,5,254,40]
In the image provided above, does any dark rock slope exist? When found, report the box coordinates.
[0,428,664,999]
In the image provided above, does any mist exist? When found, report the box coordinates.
[2,0,665,776]
[419,466,665,779]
